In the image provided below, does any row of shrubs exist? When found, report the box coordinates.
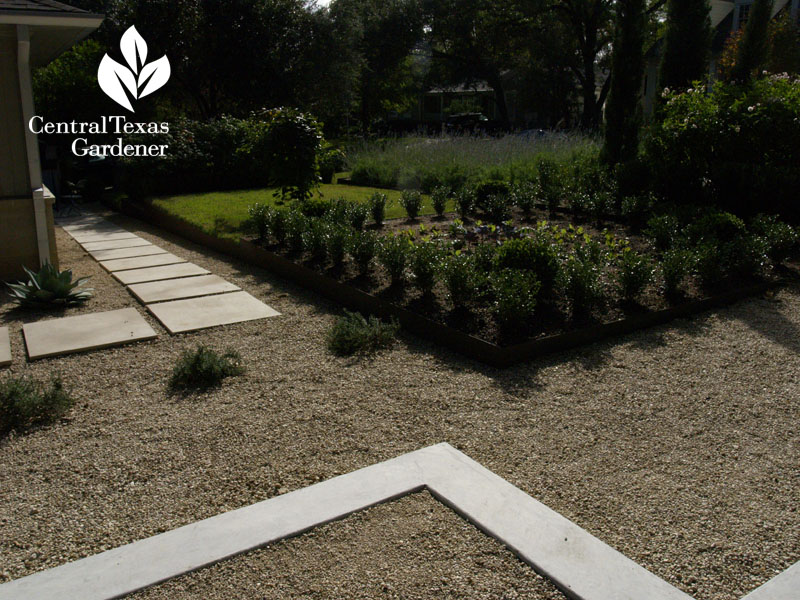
[250,201,797,330]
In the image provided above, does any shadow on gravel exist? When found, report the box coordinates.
[734,283,800,355]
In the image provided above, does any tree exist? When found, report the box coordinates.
[424,0,534,127]
[330,0,423,131]
[552,0,614,131]
[765,12,800,74]
[602,0,646,164]
[731,0,773,82]
[659,0,712,91]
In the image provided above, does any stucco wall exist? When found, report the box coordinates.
[0,196,58,281]
[0,26,31,198]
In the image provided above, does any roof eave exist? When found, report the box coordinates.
[0,12,104,28]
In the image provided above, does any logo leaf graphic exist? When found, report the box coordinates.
[97,55,137,112]
[137,55,171,98]
[120,25,147,74]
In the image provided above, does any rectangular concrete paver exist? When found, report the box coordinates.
[81,238,152,252]
[89,245,169,261]
[113,263,210,285]
[0,327,10,367]
[147,291,279,333]
[100,253,186,273]
[128,275,240,304]
[70,231,140,244]
[23,308,157,360]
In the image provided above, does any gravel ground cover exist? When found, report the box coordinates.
[132,491,566,600]
[0,210,798,599]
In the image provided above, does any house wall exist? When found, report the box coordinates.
[0,25,58,281]
[0,26,31,198]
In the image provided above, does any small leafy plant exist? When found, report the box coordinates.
[645,214,679,251]
[303,219,328,262]
[326,224,348,267]
[379,235,412,286]
[368,192,389,226]
[0,376,73,436]
[431,186,449,218]
[616,249,653,302]
[482,194,512,224]
[400,190,423,220]
[491,269,541,330]
[494,236,560,294]
[347,202,369,231]
[348,231,379,275]
[455,188,475,219]
[327,311,399,356]
[443,253,479,308]
[168,346,244,393]
[8,263,93,308]
[511,181,537,218]
[562,255,602,316]
[661,249,693,298]
[249,203,270,240]
[410,241,441,295]
[751,214,798,263]
[286,210,307,252]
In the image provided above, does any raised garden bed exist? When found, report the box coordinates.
[120,200,780,367]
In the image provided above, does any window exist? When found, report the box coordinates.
[739,3,751,27]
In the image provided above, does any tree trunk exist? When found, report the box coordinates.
[489,76,511,127]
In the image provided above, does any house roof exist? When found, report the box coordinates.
[0,0,103,66]
[0,0,98,16]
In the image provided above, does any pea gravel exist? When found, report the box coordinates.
[132,491,567,600]
[0,212,797,600]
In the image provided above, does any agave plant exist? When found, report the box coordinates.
[7,263,93,308]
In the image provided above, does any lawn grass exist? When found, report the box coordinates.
[151,184,449,240]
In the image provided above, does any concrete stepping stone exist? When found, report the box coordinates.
[128,275,240,304]
[113,263,210,285]
[147,291,279,333]
[70,231,139,244]
[100,253,185,273]
[59,217,106,231]
[90,245,169,261]
[0,327,11,367]
[81,238,152,252]
[22,308,157,360]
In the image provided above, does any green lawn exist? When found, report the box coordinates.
[151,183,448,240]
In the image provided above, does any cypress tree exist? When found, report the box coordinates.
[659,0,713,91]
[731,0,774,82]
[603,0,646,164]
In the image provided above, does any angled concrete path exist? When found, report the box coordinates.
[147,291,279,333]
[128,275,239,304]
[100,253,185,273]
[1,443,789,600]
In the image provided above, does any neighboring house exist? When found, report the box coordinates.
[0,0,102,280]
[642,0,800,119]
[414,82,516,124]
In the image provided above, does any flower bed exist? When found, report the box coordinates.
[122,194,793,366]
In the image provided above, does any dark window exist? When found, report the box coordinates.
[739,3,751,27]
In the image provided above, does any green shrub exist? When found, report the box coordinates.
[431,186,450,218]
[249,203,270,240]
[587,191,614,224]
[562,255,603,316]
[491,269,541,330]
[537,156,563,213]
[482,194,512,224]
[326,197,351,225]
[7,263,92,308]
[400,190,424,220]
[568,191,590,216]
[348,231,379,275]
[303,219,328,262]
[347,202,369,231]
[621,194,655,231]
[694,243,726,287]
[494,236,560,293]
[643,76,800,217]
[443,253,479,308]
[326,311,399,356]
[686,211,747,245]
[645,214,680,251]
[299,197,332,218]
[455,187,476,219]
[473,243,497,273]
[751,214,798,263]
[286,210,307,252]
[661,249,693,297]
[379,235,412,286]
[267,208,288,245]
[410,242,441,295]
[318,144,346,183]
[511,181,538,218]
[616,249,654,302]
[368,192,389,227]
[475,180,510,212]
[0,376,73,436]
[327,224,349,267]
[169,346,243,392]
